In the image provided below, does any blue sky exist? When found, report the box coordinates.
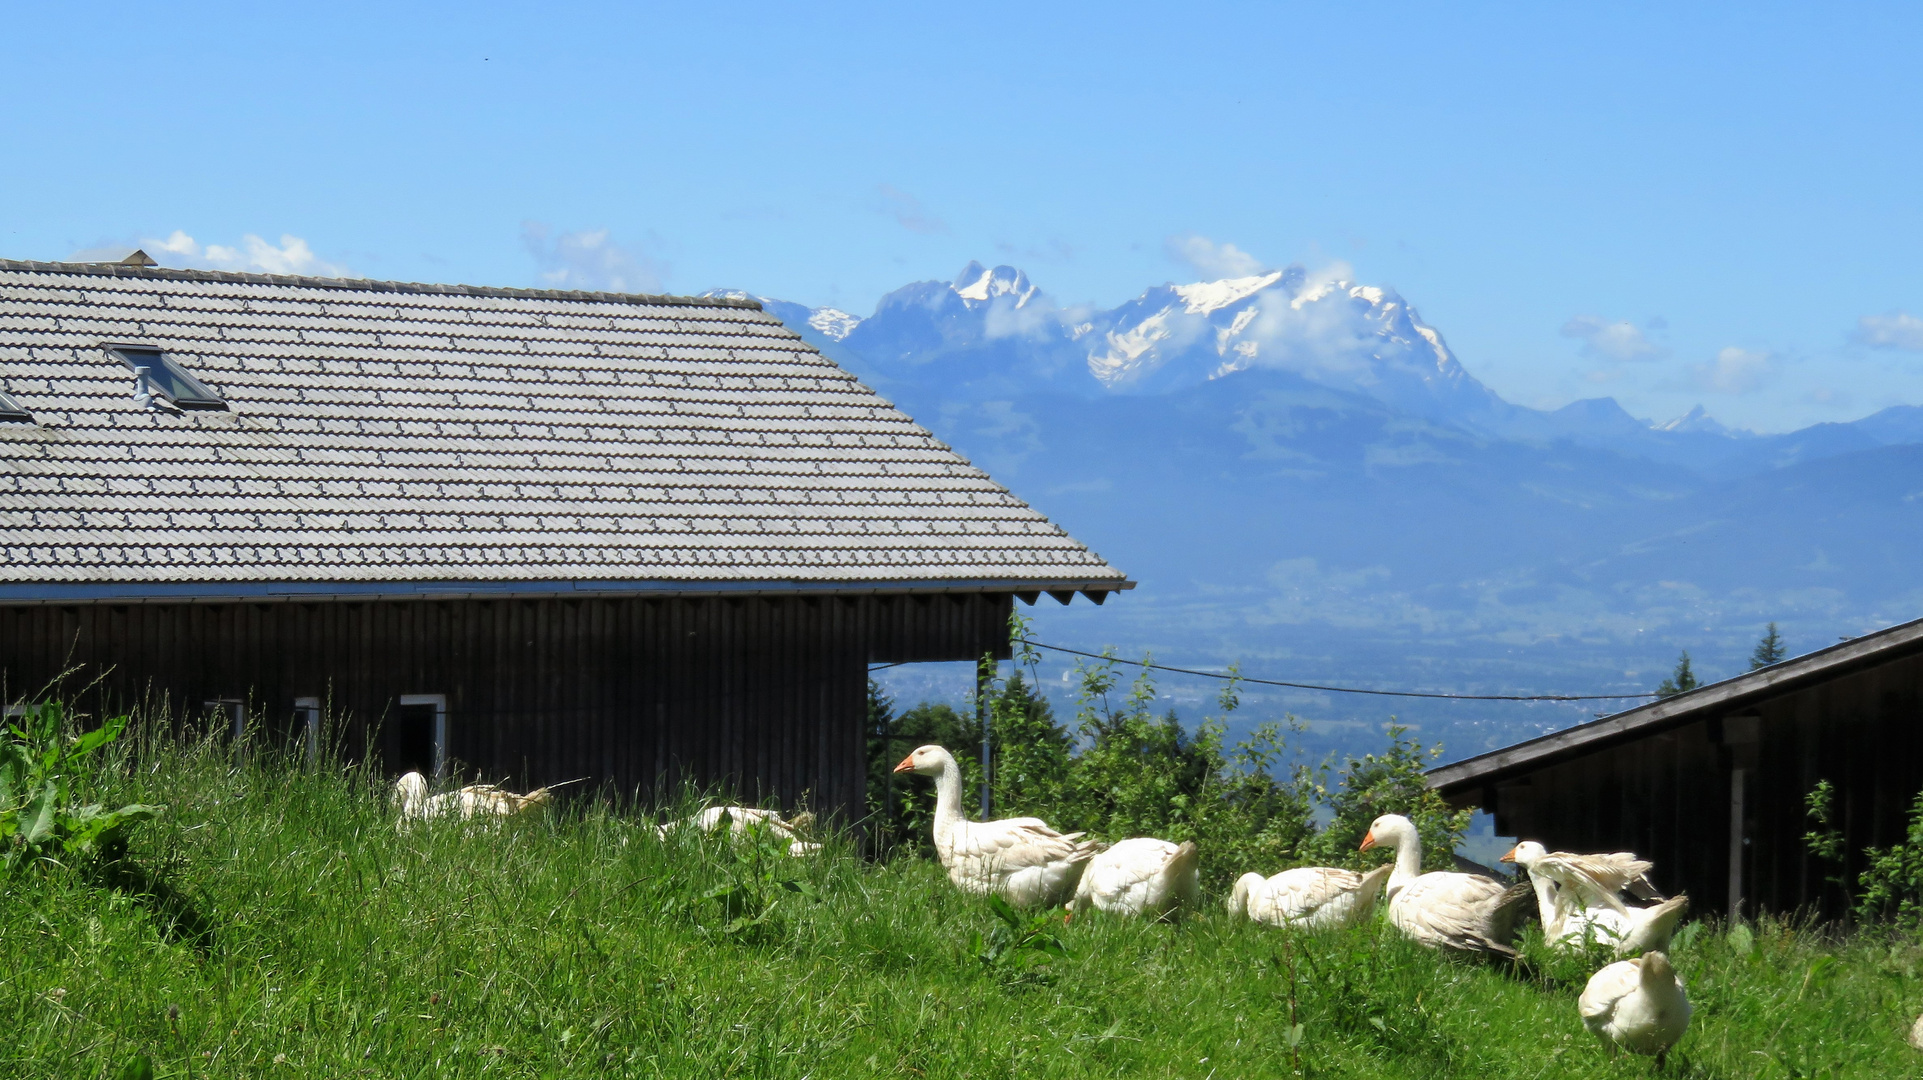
[6,2,1922,431]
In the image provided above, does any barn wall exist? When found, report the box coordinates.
[1476,649,1923,920]
[0,591,1014,824]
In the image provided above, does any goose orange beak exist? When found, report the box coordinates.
[1358,830,1377,852]
[892,752,917,774]
[1499,846,1518,863]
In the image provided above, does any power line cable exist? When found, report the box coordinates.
[1015,639,1660,702]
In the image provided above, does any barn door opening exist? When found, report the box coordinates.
[395,693,447,779]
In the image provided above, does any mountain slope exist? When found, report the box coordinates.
[732,263,1923,757]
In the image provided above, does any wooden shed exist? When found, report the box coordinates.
[0,257,1129,823]
[1427,618,1923,921]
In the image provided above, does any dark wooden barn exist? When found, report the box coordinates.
[0,258,1128,823]
[1427,617,1923,921]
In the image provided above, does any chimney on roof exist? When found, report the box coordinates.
[120,249,157,267]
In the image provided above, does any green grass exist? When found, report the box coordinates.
[6,737,1923,1079]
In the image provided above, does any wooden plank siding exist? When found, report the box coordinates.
[1458,649,1923,921]
[0,591,1013,825]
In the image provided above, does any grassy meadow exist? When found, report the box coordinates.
[7,733,1923,1079]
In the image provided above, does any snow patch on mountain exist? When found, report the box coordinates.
[701,289,863,342]
[952,261,1040,307]
[1172,271,1285,315]
[805,307,862,340]
[1655,404,1746,436]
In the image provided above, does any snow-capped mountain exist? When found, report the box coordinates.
[748,261,1923,761]
[753,261,1518,424]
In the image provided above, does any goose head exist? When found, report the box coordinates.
[1639,951,1676,984]
[893,744,956,776]
[1358,813,1419,853]
[1499,840,1547,869]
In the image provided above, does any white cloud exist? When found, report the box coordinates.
[1855,312,1923,351]
[1560,315,1667,363]
[1696,346,1773,394]
[520,223,667,293]
[69,230,349,276]
[873,184,947,235]
[1165,233,1267,280]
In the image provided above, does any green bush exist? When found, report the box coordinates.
[1,705,162,873]
[866,614,1467,889]
[1808,778,1923,926]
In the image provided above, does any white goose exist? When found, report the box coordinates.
[656,805,820,856]
[1502,841,1689,955]
[1361,813,1533,958]
[1069,838,1201,921]
[393,771,552,827]
[894,744,1099,908]
[1227,863,1395,930]
[1578,951,1691,1064]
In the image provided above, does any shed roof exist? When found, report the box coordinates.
[0,259,1128,601]
[1427,613,1923,796]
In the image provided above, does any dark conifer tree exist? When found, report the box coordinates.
[1750,623,1787,670]
[1656,651,1699,698]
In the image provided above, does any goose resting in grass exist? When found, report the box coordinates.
[656,806,821,856]
[1502,841,1689,955]
[394,771,552,827]
[895,744,1099,908]
[1227,863,1395,930]
[1578,951,1691,1064]
[1068,838,1201,921]
[1361,813,1533,959]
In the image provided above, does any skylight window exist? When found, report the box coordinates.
[103,343,227,410]
[0,387,31,423]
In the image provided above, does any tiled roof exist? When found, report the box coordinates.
[0,260,1126,595]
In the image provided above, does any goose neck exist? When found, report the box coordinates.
[1389,830,1424,892]
[931,753,967,829]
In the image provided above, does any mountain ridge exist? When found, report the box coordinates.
[708,264,1923,758]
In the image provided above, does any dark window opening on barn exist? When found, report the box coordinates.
[0,387,32,423]
[294,696,322,768]
[204,698,246,740]
[103,343,228,410]
[396,693,447,778]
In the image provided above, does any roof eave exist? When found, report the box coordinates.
[0,577,1135,607]
[1426,613,1923,796]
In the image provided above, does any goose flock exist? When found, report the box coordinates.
[390,743,1699,1062]
[894,742,1696,1063]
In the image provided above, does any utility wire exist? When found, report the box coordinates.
[1015,639,1660,702]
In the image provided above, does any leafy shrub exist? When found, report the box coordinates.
[1,705,162,872]
[1297,724,1470,874]
[1807,778,1923,925]
[867,613,1469,889]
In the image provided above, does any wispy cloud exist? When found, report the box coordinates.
[520,223,667,293]
[1165,233,1267,280]
[874,184,947,235]
[1854,311,1923,351]
[1695,346,1774,394]
[70,230,350,276]
[1560,315,1667,364]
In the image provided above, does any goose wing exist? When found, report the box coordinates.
[1537,850,1660,906]
[1266,867,1362,921]
[1578,959,1641,1035]
[1391,874,1530,956]
[950,817,1094,868]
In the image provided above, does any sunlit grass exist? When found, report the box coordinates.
[5,733,1921,1078]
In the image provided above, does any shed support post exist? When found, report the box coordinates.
[1727,766,1746,922]
[978,655,993,821]
[1718,712,1760,923]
